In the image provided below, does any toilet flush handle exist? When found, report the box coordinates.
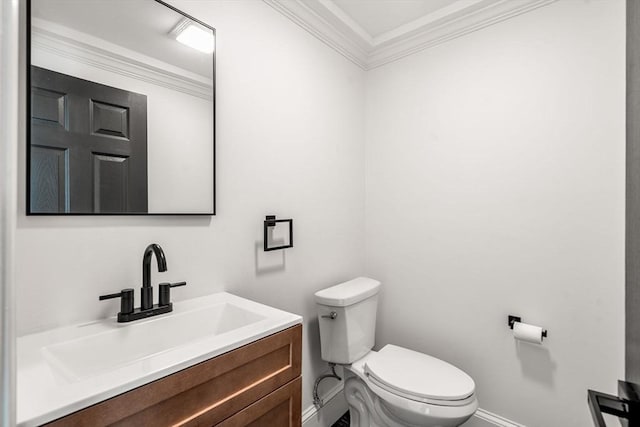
[322,311,337,320]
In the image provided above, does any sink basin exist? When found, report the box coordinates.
[17,292,302,427]
[43,302,266,381]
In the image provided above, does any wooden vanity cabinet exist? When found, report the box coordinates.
[45,324,302,427]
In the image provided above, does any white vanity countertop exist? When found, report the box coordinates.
[17,292,302,426]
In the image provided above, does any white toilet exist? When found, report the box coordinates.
[315,277,477,427]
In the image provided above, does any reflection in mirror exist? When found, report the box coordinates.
[28,0,215,214]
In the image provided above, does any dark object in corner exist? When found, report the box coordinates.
[264,215,294,251]
[331,411,350,427]
[588,380,640,426]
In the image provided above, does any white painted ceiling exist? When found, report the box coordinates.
[331,0,458,38]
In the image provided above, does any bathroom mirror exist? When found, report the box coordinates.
[27,0,215,215]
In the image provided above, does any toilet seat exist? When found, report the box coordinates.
[363,345,475,407]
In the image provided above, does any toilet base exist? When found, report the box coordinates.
[344,376,476,427]
[344,377,393,427]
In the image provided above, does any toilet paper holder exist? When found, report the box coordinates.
[508,315,548,338]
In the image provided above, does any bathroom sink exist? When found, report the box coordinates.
[43,302,266,381]
[17,292,302,427]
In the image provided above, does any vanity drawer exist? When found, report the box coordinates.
[45,324,302,427]
[216,377,301,427]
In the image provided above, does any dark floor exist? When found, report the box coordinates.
[331,411,350,427]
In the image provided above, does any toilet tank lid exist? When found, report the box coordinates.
[314,277,381,307]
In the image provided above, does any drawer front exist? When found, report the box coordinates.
[45,324,302,427]
[216,377,302,427]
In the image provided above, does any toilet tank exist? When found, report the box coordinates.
[314,277,381,364]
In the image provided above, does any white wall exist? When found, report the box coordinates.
[17,0,627,424]
[17,0,365,412]
[364,1,625,426]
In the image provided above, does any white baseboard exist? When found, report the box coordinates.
[468,408,526,427]
[302,383,525,427]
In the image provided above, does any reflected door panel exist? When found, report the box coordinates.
[30,66,148,213]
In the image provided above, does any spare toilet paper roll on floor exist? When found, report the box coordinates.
[513,322,545,344]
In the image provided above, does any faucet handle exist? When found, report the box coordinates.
[99,288,134,315]
[159,281,187,306]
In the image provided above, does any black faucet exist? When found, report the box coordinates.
[141,243,167,310]
[99,243,186,322]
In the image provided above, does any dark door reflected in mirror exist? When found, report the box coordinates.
[28,0,215,215]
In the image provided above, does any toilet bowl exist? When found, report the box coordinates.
[315,277,477,427]
[344,345,477,427]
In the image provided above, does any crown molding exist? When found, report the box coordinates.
[263,0,369,68]
[263,0,557,70]
[31,21,213,101]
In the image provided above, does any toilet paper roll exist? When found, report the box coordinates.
[513,322,545,344]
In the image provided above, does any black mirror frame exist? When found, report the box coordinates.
[26,0,216,216]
